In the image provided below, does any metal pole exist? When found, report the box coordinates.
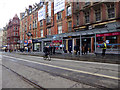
[72,38,74,55]
[80,35,82,56]
[42,41,44,52]
[95,33,96,53]
[62,37,64,53]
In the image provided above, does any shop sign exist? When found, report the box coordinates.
[96,32,120,37]
[52,40,62,43]
[38,5,46,21]
[54,0,65,14]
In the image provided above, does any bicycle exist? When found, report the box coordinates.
[43,53,51,61]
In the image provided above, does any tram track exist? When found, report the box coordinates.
[2,64,47,90]
[7,61,116,90]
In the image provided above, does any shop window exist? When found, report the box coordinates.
[106,36,117,44]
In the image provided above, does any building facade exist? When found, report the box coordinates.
[7,14,20,51]
[20,1,120,54]
[0,29,3,51]
[2,26,8,50]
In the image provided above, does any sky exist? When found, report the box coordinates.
[0,0,40,29]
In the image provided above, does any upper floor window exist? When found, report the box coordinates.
[41,29,43,37]
[95,8,101,21]
[40,20,43,26]
[47,28,51,35]
[57,12,62,20]
[67,6,72,16]
[29,24,31,30]
[14,26,15,31]
[46,16,51,24]
[35,20,37,28]
[58,25,62,34]
[76,15,79,25]
[68,21,72,32]
[107,4,115,19]
[84,12,89,23]
[33,21,34,29]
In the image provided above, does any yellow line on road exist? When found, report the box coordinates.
[3,55,120,80]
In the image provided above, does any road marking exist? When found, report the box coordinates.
[3,55,120,80]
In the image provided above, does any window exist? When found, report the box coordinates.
[29,24,31,30]
[14,26,15,31]
[68,21,72,32]
[41,29,43,37]
[14,32,16,36]
[76,15,79,25]
[57,12,62,20]
[58,25,62,34]
[25,25,27,31]
[47,28,51,35]
[76,1,79,8]
[67,6,72,16]
[85,12,89,23]
[40,20,43,26]
[35,20,37,28]
[33,21,34,29]
[46,16,51,23]
[107,4,115,19]
[16,27,18,30]
[16,33,18,36]
[95,8,101,21]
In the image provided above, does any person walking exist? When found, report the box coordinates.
[84,43,88,54]
[102,41,107,57]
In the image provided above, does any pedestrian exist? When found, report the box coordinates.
[69,46,72,53]
[84,43,88,54]
[53,45,56,54]
[82,45,85,55]
[101,41,107,57]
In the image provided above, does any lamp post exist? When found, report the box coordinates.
[26,32,33,52]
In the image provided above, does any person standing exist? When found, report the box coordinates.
[102,41,107,57]
[53,45,56,54]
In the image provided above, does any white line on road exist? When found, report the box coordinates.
[3,55,120,80]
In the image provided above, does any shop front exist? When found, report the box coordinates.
[96,32,120,54]
[32,39,42,52]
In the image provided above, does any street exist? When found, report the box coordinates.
[1,52,119,89]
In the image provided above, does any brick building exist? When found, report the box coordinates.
[7,14,20,51]
[20,1,120,54]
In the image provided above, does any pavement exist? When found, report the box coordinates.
[12,51,120,64]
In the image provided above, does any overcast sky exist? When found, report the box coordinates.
[0,0,40,29]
